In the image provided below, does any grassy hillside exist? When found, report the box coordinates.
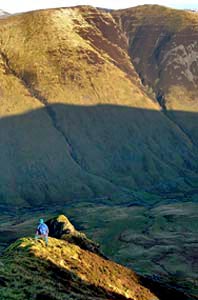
[0,198,197,298]
[0,237,159,300]
[0,6,197,207]
[1,214,196,300]
[0,6,197,299]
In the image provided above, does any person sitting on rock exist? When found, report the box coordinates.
[35,218,49,246]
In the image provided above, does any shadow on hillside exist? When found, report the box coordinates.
[0,103,197,208]
[139,275,197,300]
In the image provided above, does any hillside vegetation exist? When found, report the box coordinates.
[0,6,197,299]
[1,215,195,300]
[0,215,159,300]
[0,6,197,207]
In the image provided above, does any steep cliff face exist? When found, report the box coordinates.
[112,5,198,144]
[0,6,197,207]
[112,5,198,102]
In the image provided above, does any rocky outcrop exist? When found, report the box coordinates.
[0,220,159,300]
[46,215,105,257]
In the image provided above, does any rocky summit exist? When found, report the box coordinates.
[0,215,195,300]
[0,5,197,208]
[45,214,104,257]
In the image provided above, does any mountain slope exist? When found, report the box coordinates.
[0,215,195,300]
[0,6,197,207]
[0,217,159,300]
[112,5,198,144]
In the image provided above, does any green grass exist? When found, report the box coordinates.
[0,236,157,300]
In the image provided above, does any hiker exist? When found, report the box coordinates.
[35,218,49,246]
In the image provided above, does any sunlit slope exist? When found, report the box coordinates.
[0,214,194,300]
[0,6,154,109]
[112,5,198,144]
[0,6,197,207]
[0,238,158,300]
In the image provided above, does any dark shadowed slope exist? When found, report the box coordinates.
[0,104,197,207]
